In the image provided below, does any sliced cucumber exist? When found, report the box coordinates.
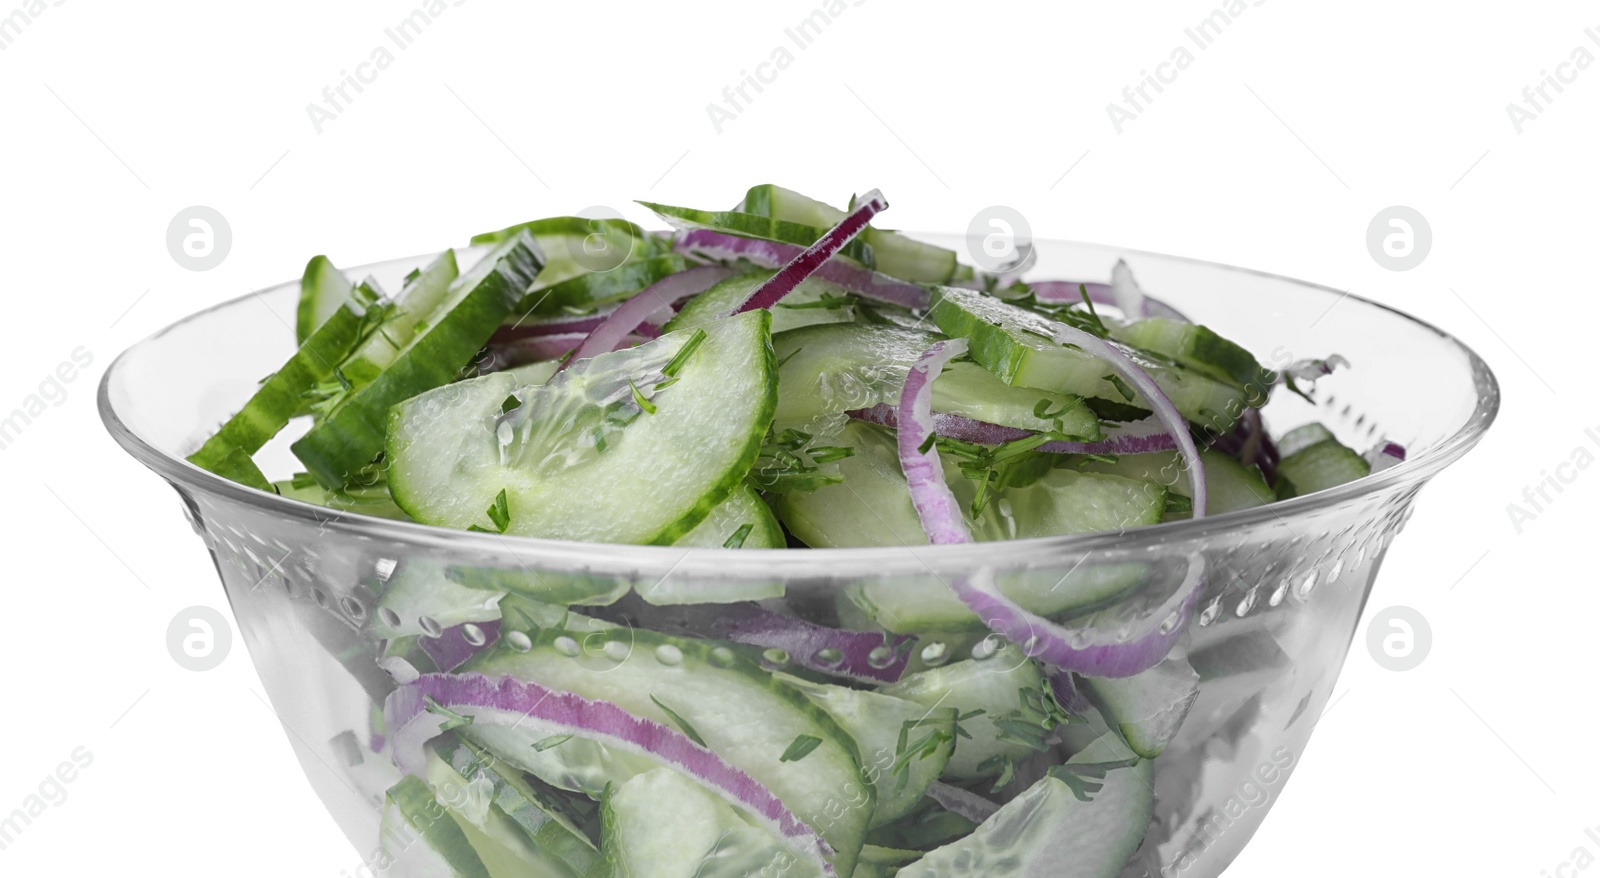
[339,250,460,388]
[771,323,1101,440]
[666,271,859,335]
[1076,448,1274,517]
[371,560,504,641]
[516,254,688,318]
[293,234,545,488]
[928,286,1248,430]
[776,422,1160,551]
[273,474,413,520]
[1275,436,1370,499]
[1109,317,1275,400]
[422,746,587,878]
[883,645,1044,780]
[899,734,1153,878]
[775,673,957,828]
[295,254,356,344]
[638,199,876,267]
[187,283,380,482]
[464,627,871,876]
[1278,422,1335,457]
[602,767,822,878]
[472,216,662,297]
[388,310,776,543]
[443,738,600,874]
[1079,657,1200,758]
[738,184,960,283]
[381,774,491,878]
[670,484,784,551]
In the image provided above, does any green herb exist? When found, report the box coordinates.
[780,735,824,763]
[501,394,521,415]
[775,346,803,370]
[917,433,938,455]
[650,695,707,748]
[593,429,609,454]
[1165,493,1194,516]
[1103,373,1136,402]
[423,696,474,732]
[661,328,708,378]
[628,379,657,415]
[808,445,856,463]
[777,291,858,311]
[403,267,422,284]
[723,523,755,549]
[485,489,511,533]
[1077,285,1110,337]
[1048,758,1141,803]
[977,754,1017,793]
[533,734,573,752]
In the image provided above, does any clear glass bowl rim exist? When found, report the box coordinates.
[99,236,1500,578]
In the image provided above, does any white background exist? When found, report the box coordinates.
[1,1,1595,875]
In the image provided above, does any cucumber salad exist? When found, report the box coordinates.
[188,185,1402,877]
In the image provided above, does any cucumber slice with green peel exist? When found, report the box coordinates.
[371,560,505,641]
[388,310,776,543]
[1079,657,1201,759]
[1275,436,1370,499]
[381,774,492,878]
[209,447,274,492]
[472,216,663,296]
[296,254,357,344]
[1109,317,1276,400]
[666,270,860,335]
[338,251,460,388]
[883,646,1045,780]
[671,484,785,551]
[738,184,960,283]
[422,747,588,878]
[602,767,822,878]
[437,740,602,877]
[293,234,546,488]
[273,474,414,520]
[928,286,1249,431]
[863,801,979,853]
[771,323,1102,440]
[637,200,876,267]
[1075,448,1274,517]
[187,284,381,481]
[1277,422,1335,457]
[776,422,1161,551]
[774,673,957,828]
[899,734,1153,878]
[515,254,689,318]
[463,626,872,877]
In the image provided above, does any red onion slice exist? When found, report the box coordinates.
[735,190,888,314]
[896,339,974,545]
[951,559,1205,678]
[559,264,736,371]
[849,404,1180,456]
[673,230,929,310]
[709,604,912,684]
[386,672,836,875]
[926,781,1000,824]
[1366,440,1406,472]
[419,621,501,673]
[1046,322,1207,515]
[1028,264,1189,322]
[478,332,647,372]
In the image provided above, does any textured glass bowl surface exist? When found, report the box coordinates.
[101,236,1497,877]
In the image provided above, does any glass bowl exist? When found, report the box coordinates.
[100,236,1497,878]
